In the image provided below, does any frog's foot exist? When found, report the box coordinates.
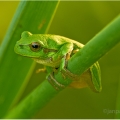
[36,68,46,73]
[47,73,65,91]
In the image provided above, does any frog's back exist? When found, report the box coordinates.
[39,34,84,49]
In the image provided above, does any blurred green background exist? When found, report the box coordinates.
[0,1,120,119]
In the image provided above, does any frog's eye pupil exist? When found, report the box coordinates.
[29,42,40,52]
[32,44,39,48]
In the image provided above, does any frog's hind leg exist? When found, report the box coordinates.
[60,48,89,88]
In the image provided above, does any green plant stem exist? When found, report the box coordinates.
[68,15,120,75]
[0,1,59,118]
[56,15,120,86]
[5,80,58,118]
[5,15,120,119]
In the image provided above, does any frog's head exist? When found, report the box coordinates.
[14,31,50,59]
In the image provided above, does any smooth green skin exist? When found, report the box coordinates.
[14,31,102,92]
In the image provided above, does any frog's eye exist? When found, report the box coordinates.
[29,42,41,52]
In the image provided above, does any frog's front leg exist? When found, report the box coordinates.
[52,43,73,71]
[46,43,74,90]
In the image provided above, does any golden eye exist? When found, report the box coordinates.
[29,42,41,52]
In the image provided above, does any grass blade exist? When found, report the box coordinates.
[0,1,59,118]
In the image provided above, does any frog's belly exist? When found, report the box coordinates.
[34,58,60,68]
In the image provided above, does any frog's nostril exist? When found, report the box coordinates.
[19,44,23,49]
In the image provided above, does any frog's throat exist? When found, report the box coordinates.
[33,57,60,68]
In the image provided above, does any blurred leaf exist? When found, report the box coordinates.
[0,1,19,44]
[0,1,59,118]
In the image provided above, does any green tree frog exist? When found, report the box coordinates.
[14,31,102,92]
